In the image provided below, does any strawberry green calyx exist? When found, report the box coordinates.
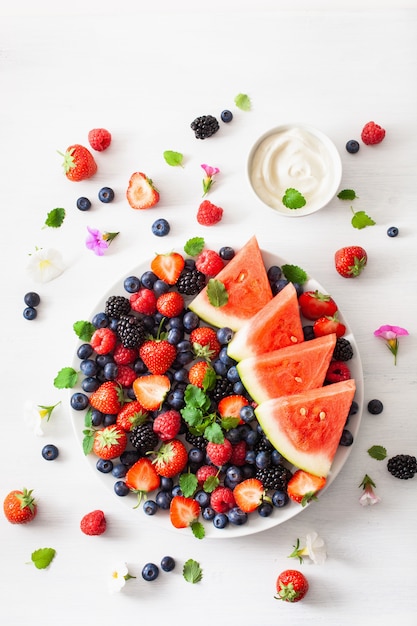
[95,426,124,449]
[17,488,37,513]
[58,148,76,173]
[348,255,367,277]
[276,581,302,602]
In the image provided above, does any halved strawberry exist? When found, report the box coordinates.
[150,251,185,285]
[152,439,188,478]
[218,394,249,423]
[287,470,326,506]
[169,495,200,529]
[126,172,160,209]
[132,374,171,410]
[233,478,264,513]
[125,457,161,507]
[313,314,346,339]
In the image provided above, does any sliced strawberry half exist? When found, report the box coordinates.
[132,374,171,410]
[125,457,160,507]
[233,478,265,513]
[150,251,185,285]
[287,470,326,506]
[218,394,249,423]
[126,172,160,209]
[169,495,200,529]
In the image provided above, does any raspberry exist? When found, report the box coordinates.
[130,289,157,315]
[156,291,184,318]
[210,486,235,513]
[325,360,351,383]
[197,200,224,226]
[361,121,385,145]
[80,510,107,535]
[195,249,224,277]
[90,327,117,355]
[88,128,112,151]
[113,343,138,365]
[196,464,218,485]
[115,364,137,388]
[230,440,247,466]
[206,438,233,467]
[153,410,181,441]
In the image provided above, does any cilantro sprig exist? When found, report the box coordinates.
[180,384,239,444]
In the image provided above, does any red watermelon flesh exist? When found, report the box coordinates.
[227,282,304,362]
[188,236,273,331]
[254,379,356,477]
[237,334,337,404]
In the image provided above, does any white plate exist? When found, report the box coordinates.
[70,248,363,538]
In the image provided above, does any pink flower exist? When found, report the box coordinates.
[374,325,409,365]
[359,474,381,506]
[86,227,119,256]
[201,163,220,196]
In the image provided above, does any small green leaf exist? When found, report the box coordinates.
[220,416,240,431]
[203,474,219,493]
[44,207,66,228]
[184,237,205,256]
[73,320,96,342]
[190,522,205,540]
[54,367,78,389]
[163,150,184,167]
[207,279,229,307]
[351,210,376,230]
[31,548,56,569]
[82,431,95,455]
[282,264,308,285]
[234,93,251,111]
[183,558,203,582]
[282,188,306,209]
[202,367,217,392]
[368,445,387,461]
[204,422,224,443]
[337,189,357,201]
[179,473,198,498]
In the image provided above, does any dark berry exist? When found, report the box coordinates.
[114,481,130,496]
[219,246,235,260]
[151,218,170,237]
[190,115,219,139]
[24,292,40,307]
[105,295,131,319]
[339,429,354,446]
[142,563,159,581]
[98,187,115,203]
[303,325,315,341]
[155,490,172,509]
[220,110,233,123]
[258,501,273,517]
[111,463,127,478]
[143,500,158,515]
[92,311,109,328]
[81,377,100,393]
[177,268,206,296]
[23,307,37,320]
[76,197,91,211]
[333,337,354,361]
[77,343,94,360]
[160,556,176,572]
[256,465,292,490]
[124,275,141,293]
[228,507,248,526]
[70,392,89,411]
[387,454,417,479]
[387,226,399,237]
[346,140,360,154]
[141,270,158,289]
[96,458,113,473]
[367,399,383,415]
[213,513,229,529]
[41,444,59,460]
[272,490,289,508]
[267,265,282,282]
[217,327,233,345]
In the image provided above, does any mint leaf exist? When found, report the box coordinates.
[183,558,203,582]
[220,416,240,431]
[368,445,387,461]
[179,473,198,498]
[282,188,306,209]
[282,264,308,285]
[351,210,376,230]
[73,320,96,341]
[190,522,205,540]
[207,279,228,307]
[184,237,205,256]
[204,422,224,443]
[54,367,78,389]
[203,474,219,493]
[163,150,184,167]
[44,207,65,228]
[234,93,251,111]
[202,367,217,392]
[31,548,56,569]
[337,189,357,201]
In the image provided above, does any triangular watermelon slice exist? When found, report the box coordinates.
[227,282,304,362]
[188,236,273,331]
[254,379,356,477]
[237,334,337,404]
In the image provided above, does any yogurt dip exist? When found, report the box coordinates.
[248,125,342,216]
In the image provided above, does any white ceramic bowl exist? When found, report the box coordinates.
[247,124,342,217]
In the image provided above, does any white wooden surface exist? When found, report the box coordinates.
[1,2,416,624]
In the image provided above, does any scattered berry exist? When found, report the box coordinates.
[195,249,224,276]
[60,144,97,181]
[333,337,354,361]
[334,245,367,278]
[188,360,213,388]
[361,121,386,145]
[23,307,37,320]
[139,336,177,375]
[275,569,309,603]
[151,218,170,237]
[219,246,235,260]
[197,200,224,226]
[24,292,40,307]
[190,115,219,139]
[153,439,188,478]
[160,556,175,572]
[367,399,383,415]
[88,128,111,151]
[387,226,399,237]
[169,495,200,528]
[313,314,346,338]
[220,110,233,123]
[98,187,115,203]
[346,139,360,154]
[3,488,37,524]
[80,509,107,535]
[142,562,159,581]
[89,381,124,415]
[387,454,417,479]
[126,172,160,210]
[190,326,221,359]
[132,374,171,410]
[90,327,117,355]
[233,478,264,513]
[76,196,91,211]
[287,469,326,505]
[116,401,147,432]
[41,444,59,461]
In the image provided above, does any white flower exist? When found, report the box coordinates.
[108,562,134,594]
[26,248,65,283]
[304,531,327,564]
[23,401,45,436]
[359,489,381,506]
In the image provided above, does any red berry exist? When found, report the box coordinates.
[90,327,117,355]
[197,200,224,226]
[80,509,107,535]
[206,438,233,467]
[115,364,137,388]
[196,464,218,485]
[113,343,138,365]
[88,128,112,152]
[156,291,184,318]
[210,486,235,513]
[153,410,181,441]
[130,289,157,315]
[325,360,351,383]
[195,249,224,277]
[361,121,386,145]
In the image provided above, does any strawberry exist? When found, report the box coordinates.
[361,121,385,145]
[126,172,160,209]
[169,495,200,529]
[197,200,224,226]
[92,425,127,459]
[125,457,161,506]
[150,251,185,285]
[275,569,309,603]
[313,313,346,339]
[210,485,235,513]
[152,409,181,441]
[139,337,176,375]
[156,291,184,318]
[287,469,326,506]
[206,438,233,467]
[89,381,124,414]
[334,245,367,278]
[116,400,148,432]
[59,144,97,181]
[218,395,249,422]
[195,249,224,277]
[80,509,107,535]
[88,128,111,152]
[190,327,221,359]
[233,478,264,513]
[132,374,171,410]
[152,439,188,478]
[90,327,117,355]
[188,361,214,389]
[325,360,351,383]
[113,343,138,365]
[115,364,137,388]
[298,290,338,321]
[130,289,157,315]
[3,488,37,524]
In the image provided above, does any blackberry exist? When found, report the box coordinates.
[387,454,417,479]
[117,315,146,348]
[333,337,354,361]
[210,378,234,404]
[190,115,220,139]
[185,431,207,451]
[130,422,159,454]
[256,465,293,491]
[254,435,274,453]
[177,267,206,296]
[105,295,131,319]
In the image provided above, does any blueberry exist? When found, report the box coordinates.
[171,485,182,497]
[70,392,89,411]
[103,414,117,426]
[272,490,289,508]
[160,556,175,572]
[142,563,159,581]
[114,480,129,496]
[212,359,228,376]
[96,458,113,473]
[155,490,172,509]
[227,506,248,525]
[112,463,127,478]
[226,465,242,483]
[182,312,199,332]
[120,450,140,466]
[226,366,240,384]
[153,279,170,297]
[92,312,109,328]
[255,450,271,469]
[103,362,118,380]
[271,278,289,295]
[219,246,235,260]
[141,270,158,289]
[160,476,174,491]
[77,343,94,359]
[387,226,399,237]
[339,428,354,446]
[367,399,383,415]
[303,325,315,341]
[220,110,233,123]
[91,410,104,427]
[173,368,189,384]
[167,388,185,410]
[41,444,59,461]
[81,377,100,393]
[346,140,360,154]
[195,490,211,508]
[202,506,215,521]
[80,359,99,377]
[213,513,229,529]
[151,218,170,237]
[271,449,283,465]
[219,346,236,366]
[76,196,91,211]
[348,400,359,416]
[143,500,158,515]
[24,291,41,307]
[267,265,282,283]
[244,429,259,447]
[258,502,273,517]
[188,447,204,465]
[23,306,37,320]
[245,450,256,465]
[98,187,115,203]
[216,327,233,345]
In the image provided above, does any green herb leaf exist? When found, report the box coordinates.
[204,422,224,444]
[282,188,306,209]
[202,367,217,392]
[180,473,198,498]
[82,430,95,455]
[54,367,78,389]
[368,445,387,461]
[203,474,219,493]
[220,416,241,431]
[31,548,56,569]
[337,189,357,201]
[282,264,308,285]
[234,93,251,111]
[184,237,205,256]
[207,279,229,307]
[190,522,205,540]
[183,558,203,583]
[73,320,96,342]
[163,150,184,167]
[351,210,376,230]
[44,207,66,228]
[184,384,210,410]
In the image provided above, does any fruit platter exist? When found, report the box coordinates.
[69,236,363,538]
